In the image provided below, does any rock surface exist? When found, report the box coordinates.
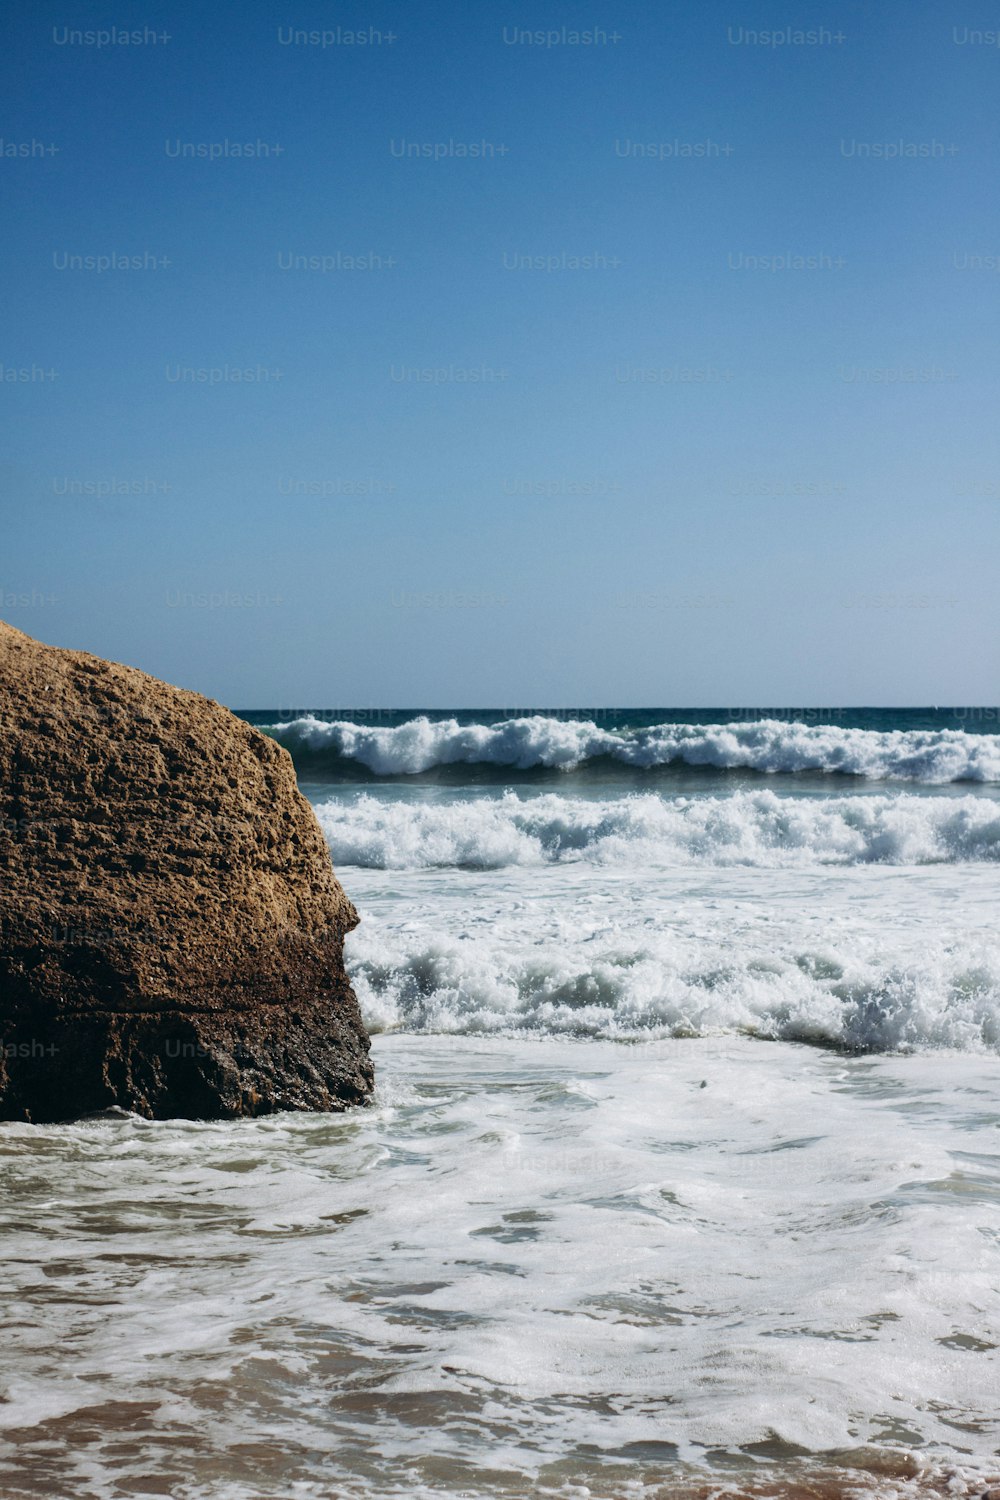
[0,621,373,1122]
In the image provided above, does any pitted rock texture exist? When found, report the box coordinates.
[0,621,373,1122]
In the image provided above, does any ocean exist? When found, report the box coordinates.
[3,711,1000,1499]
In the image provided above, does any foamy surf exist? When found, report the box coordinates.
[4,1036,999,1497]
[314,788,1000,869]
[343,863,1000,1054]
[267,715,1000,783]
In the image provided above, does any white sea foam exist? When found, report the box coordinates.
[270,714,1000,781]
[4,1036,998,1496]
[315,788,1000,869]
[344,864,1000,1053]
[349,921,1000,1051]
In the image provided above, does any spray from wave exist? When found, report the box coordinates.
[314,789,1000,869]
[268,715,1000,783]
[347,918,1000,1053]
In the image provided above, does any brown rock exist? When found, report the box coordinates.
[0,621,373,1122]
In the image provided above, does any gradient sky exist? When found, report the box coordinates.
[3,0,999,708]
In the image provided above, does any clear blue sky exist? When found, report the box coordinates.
[4,0,998,708]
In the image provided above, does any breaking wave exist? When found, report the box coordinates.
[268,715,1000,783]
[347,920,1000,1053]
[315,789,1000,869]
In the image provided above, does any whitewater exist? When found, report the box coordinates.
[4,712,999,1499]
[284,713,1000,1060]
[314,787,1000,870]
[268,712,1000,782]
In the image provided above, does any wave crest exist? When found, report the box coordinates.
[315,790,1000,869]
[347,922,1000,1053]
[269,715,1000,783]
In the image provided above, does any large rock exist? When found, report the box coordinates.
[0,621,373,1122]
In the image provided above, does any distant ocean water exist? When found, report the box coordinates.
[3,712,999,1499]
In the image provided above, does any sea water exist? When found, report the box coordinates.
[2,711,999,1498]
